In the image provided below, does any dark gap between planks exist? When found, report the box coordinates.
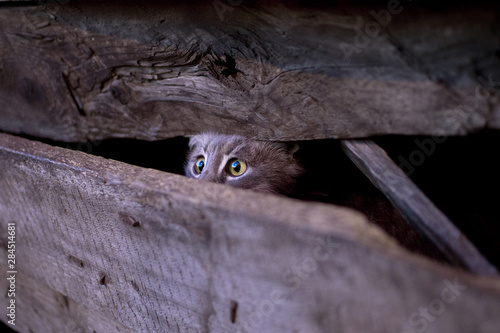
[30,130,500,271]
[22,132,452,265]
[374,129,500,270]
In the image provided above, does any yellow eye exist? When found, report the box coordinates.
[194,156,205,174]
[227,158,247,176]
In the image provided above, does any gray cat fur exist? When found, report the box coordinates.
[185,133,304,195]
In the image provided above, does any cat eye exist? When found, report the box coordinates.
[227,158,247,176]
[194,156,205,174]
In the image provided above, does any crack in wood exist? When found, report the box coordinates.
[62,73,85,116]
[230,300,238,324]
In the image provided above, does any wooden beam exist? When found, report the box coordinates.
[1,132,500,332]
[0,1,499,142]
[341,139,498,276]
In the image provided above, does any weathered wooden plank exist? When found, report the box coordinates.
[0,265,134,333]
[341,139,498,276]
[1,132,500,333]
[0,1,499,142]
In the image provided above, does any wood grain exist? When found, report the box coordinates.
[341,139,498,276]
[0,1,499,142]
[1,132,500,332]
[0,266,134,333]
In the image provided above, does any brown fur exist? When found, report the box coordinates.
[185,133,304,195]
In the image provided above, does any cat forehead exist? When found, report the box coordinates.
[189,133,246,152]
[188,133,291,158]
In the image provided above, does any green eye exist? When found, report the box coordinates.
[194,156,205,174]
[227,158,247,176]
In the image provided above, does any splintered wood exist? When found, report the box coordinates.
[0,2,499,142]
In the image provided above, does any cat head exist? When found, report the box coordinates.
[185,133,304,195]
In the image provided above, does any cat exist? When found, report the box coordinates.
[184,133,446,261]
[185,133,304,195]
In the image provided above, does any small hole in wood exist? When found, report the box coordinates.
[119,212,142,228]
[131,280,140,292]
[230,300,238,324]
[99,273,108,286]
[215,54,240,77]
[68,255,85,268]
[62,295,69,309]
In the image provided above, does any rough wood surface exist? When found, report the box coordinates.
[1,132,500,333]
[0,1,499,142]
[0,265,134,333]
[341,139,498,276]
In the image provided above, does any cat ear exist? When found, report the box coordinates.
[269,142,300,156]
[288,143,300,156]
[186,132,218,150]
[186,135,199,150]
